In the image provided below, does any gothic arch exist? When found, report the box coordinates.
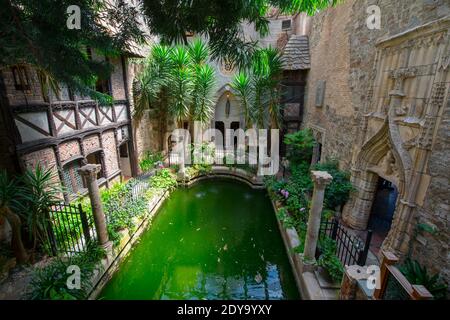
[354,120,409,196]
[343,120,411,231]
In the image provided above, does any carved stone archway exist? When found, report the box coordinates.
[342,119,418,257]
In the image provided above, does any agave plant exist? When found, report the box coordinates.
[21,164,63,255]
[0,170,29,263]
[399,258,448,300]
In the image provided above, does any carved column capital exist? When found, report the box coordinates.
[311,170,333,189]
[78,164,101,180]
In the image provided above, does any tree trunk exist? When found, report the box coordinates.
[2,207,29,264]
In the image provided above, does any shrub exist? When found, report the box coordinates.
[313,159,353,210]
[149,168,177,191]
[139,151,164,172]
[27,244,104,300]
[284,129,315,165]
[317,237,344,283]
[76,179,152,246]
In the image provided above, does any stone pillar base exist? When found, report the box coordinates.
[299,254,318,273]
[100,241,114,260]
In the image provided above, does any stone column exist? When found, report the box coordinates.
[78,164,112,251]
[303,171,333,262]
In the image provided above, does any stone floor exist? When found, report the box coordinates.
[0,257,52,300]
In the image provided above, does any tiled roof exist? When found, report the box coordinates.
[282,35,311,70]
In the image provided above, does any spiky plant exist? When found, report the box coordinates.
[231,72,253,128]
[169,46,193,126]
[399,258,448,300]
[134,39,217,134]
[231,47,284,129]
[134,44,173,149]
[21,164,63,255]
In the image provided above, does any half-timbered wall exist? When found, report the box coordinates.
[0,54,138,201]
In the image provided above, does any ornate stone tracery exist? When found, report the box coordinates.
[343,17,450,258]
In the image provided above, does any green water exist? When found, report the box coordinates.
[98,179,300,300]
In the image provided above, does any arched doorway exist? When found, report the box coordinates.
[213,87,245,150]
[367,177,399,255]
[342,121,414,259]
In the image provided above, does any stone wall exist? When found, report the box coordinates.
[304,0,450,290]
[303,0,356,170]
[412,98,450,286]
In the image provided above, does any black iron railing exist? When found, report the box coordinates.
[319,218,372,266]
[47,203,96,256]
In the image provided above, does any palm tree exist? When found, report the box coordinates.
[0,171,29,264]
[134,44,173,150]
[188,39,216,128]
[191,64,216,124]
[134,39,217,141]
[231,47,284,129]
[169,45,193,127]
[230,72,253,128]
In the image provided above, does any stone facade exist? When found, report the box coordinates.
[303,0,450,289]
[0,52,142,201]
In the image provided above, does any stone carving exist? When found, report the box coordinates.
[220,59,235,76]
[430,82,447,110]
[438,54,450,71]
[395,104,408,116]
[417,116,437,150]
[381,150,396,176]
[388,67,418,97]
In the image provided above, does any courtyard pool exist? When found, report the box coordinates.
[98,179,300,300]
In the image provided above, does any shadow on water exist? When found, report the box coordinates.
[99,179,300,300]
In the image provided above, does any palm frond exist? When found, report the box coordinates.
[188,38,209,65]
[192,65,216,124]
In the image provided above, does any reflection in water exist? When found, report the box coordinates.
[99,179,299,300]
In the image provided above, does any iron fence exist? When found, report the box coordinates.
[319,218,372,266]
[47,203,96,256]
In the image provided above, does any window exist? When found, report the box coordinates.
[86,47,111,95]
[95,78,111,95]
[119,143,128,158]
[62,160,85,195]
[11,66,31,91]
[281,19,292,30]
